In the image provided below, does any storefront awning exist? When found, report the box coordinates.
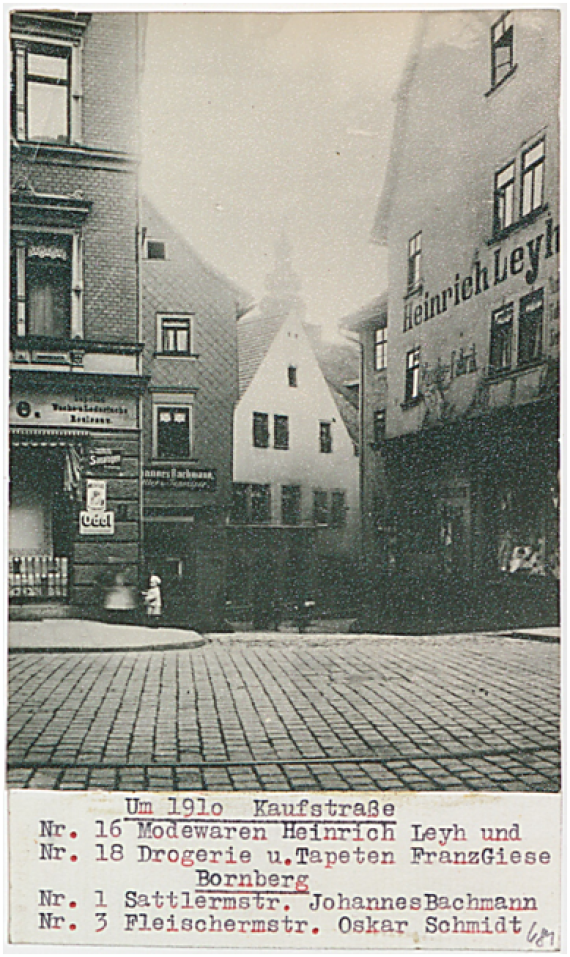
[10,428,90,447]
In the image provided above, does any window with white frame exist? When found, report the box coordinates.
[153,397,193,461]
[10,230,83,339]
[405,347,421,402]
[518,289,544,368]
[374,327,387,371]
[494,161,516,234]
[521,139,545,218]
[489,303,514,375]
[490,11,515,90]
[11,37,82,144]
[157,315,193,355]
[407,232,422,292]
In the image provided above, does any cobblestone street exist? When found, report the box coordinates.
[7,632,560,792]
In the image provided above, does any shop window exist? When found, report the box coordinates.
[273,414,289,450]
[373,410,386,444]
[11,40,75,144]
[489,303,514,375]
[154,403,193,460]
[282,485,301,526]
[313,490,328,526]
[11,234,73,339]
[518,289,544,368]
[521,139,545,218]
[490,11,515,90]
[251,484,271,524]
[288,365,297,387]
[252,412,269,449]
[407,232,422,292]
[494,161,515,235]
[374,327,387,371]
[319,421,332,454]
[405,347,421,402]
[330,491,347,529]
[145,240,166,260]
[158,315,192,354]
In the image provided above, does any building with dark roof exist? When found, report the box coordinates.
[140,198,251,629]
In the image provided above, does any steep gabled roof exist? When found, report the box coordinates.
[236,309,286,398]
[371,14,427,245]
[142,196,252,317]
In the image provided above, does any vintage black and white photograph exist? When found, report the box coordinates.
[7,8,560,796]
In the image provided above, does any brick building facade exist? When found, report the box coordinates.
[9,12,147,613]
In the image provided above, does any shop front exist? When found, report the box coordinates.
[9,376,143,614]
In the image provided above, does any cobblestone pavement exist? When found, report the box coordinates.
[7,633,560,792]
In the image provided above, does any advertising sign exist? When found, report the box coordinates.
[87,448,122,471]
[143,466,217,491]
[79,511,115,535]
[86,479,107,511]
[10,392,138,431]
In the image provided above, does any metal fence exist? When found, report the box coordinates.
[9,556,69,601]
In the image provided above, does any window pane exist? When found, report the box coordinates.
[518,290,544,367]
[319,422,332,453]
[157,407,190,459]
[274,415,289,450]
[253,413,269,448]
[26,239,71,337]
[28,52,68,81]
[313,491,328,525]
[282,486,301,525]
[524,142,544,168]
[251,485,270,523]
[331,491,347,529]
[27,81,68,142]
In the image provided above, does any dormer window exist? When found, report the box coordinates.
[491,12,515,90]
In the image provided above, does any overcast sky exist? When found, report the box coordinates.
[141,12,418,337]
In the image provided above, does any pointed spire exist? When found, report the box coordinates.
[259,227,306,321]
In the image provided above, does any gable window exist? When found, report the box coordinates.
[158,315,192,355]
[252,412,269,449]
[274,414,289,450]
[331,491,347,529]
[489,303,514,375]
[373,410,386,445]
[407,232,422,292]
[282,485,301,526]
[251,485,271,524]
[405,348,421,403]
[319,421,332,454]
[313,490,328,526]
[153,400,193,460]
[518,289,544,368]
[374,327,387,371]
[491,12,514,90]
[521,140,545,218]
[11,233,73,339]
[12,40,74,144]
[146,240,166,260]
[288,365,298,387]
[494,161,515,235]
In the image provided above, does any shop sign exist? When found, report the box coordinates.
[86,479,107,511]
[144,467,217,491]
[10,392,137,431]
[88,448,122,471]
[79,511,115,535]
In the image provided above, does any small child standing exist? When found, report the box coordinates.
[143,574,162,626]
